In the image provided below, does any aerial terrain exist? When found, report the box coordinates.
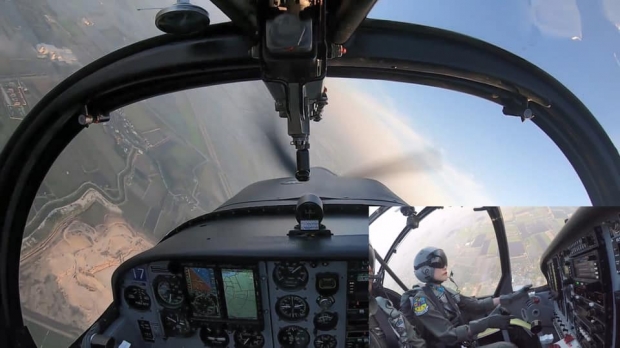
[1,0,421,346]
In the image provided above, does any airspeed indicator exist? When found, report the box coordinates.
[273,262,309,291]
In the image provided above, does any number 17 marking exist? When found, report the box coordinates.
[132,268,146,281]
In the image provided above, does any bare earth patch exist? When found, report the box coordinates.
[20,214,153,329]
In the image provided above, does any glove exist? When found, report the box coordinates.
[486,314,511,330]
[468,313,511,335]
[499,284,532,305]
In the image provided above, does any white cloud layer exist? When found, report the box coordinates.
[318,79,494,205]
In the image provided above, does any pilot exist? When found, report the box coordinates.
[369,244,427,348]
[400,247,531,348]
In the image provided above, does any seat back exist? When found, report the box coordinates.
[378,286,404,310]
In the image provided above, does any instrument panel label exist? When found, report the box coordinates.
[132,267,147,282]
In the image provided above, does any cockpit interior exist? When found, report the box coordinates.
[540,207,620,348]
[68,183,379,348]
[370,206,620,348]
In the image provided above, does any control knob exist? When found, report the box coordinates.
[317,296,334,310]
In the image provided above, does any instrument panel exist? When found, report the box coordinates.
[110,258,368,348]
[543,211,620,348]
[77,203,370,348]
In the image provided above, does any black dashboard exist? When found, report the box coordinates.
[540,208,620,348]
[81,211,369,348]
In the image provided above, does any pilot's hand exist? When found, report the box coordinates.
[489,305,510,316]
[499,284,532,305]
[486,314,511,330]
[468,310,511,335]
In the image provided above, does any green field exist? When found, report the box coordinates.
[173,93,209,155]
[525,236,543,256]
[119,190,150,232]
[150,140,204,196]
[124,104,160,133]
[142,176,168,208]
[487,241,498,256]
[505,223,520,235]
[507,233,521,243]
[79,201,108,226]
[195,164,228,209]
[530,207,551,219]
[85,126,126,174]
[43,127,125,198]
[57,18,82,38]
[477,223,495,238]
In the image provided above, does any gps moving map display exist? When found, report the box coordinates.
[184,266,259,322]
[222,268,258,320]
[184,267,221,318]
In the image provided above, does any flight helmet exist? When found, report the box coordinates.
[413,247,448,283]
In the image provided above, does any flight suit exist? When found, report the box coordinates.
[400,284,517,348]
[370,296,427,348]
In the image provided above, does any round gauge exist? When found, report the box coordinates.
[200,327,229,347]
[314,334,337,348]
[277,326,310,348]
[313,312,338,331]
[276,295,309,321]
[233,330,265,348]
[194,294,219,316]
[155,276,185,307]
[273,262,309,291]
[123,286,151,310]
[161,310,193,337]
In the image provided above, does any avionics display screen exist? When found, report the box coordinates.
[184,267,221,318]
[221,268,258,320]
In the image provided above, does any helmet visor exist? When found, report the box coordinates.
[428,249,448,269]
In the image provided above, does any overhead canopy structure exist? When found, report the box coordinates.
[1,1,619,346]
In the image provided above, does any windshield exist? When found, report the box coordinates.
[2,1,618,205]
[4,1,617,346]
[369,0,620,150]
[370,206,579,296]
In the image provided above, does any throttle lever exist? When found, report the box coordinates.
[490,305,512,342]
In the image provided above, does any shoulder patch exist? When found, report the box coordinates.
[412,296,429,316]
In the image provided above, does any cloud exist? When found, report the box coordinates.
[603,0,620,29]
[317,79,494,205]
[528,0,582,40]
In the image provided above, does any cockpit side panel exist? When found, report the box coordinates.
[540,208,620,348]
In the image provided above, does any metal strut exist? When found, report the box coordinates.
[254,0,338,181]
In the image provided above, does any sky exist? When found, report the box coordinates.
[356,0,620,206]
[4,0,620,206]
